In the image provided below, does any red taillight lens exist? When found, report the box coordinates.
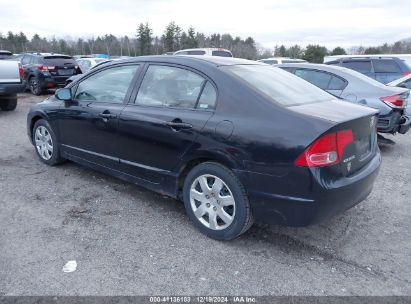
[380,95,406,109]
[18,63,24,80]
[36,65,55,71]
[294,130,354,167]
[402,72,410,76]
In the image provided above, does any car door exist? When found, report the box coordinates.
[58,64,140,168]
[117,64,217,183]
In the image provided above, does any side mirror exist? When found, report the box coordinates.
[55,88,72,101]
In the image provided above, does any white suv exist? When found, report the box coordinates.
[174,48,233,57]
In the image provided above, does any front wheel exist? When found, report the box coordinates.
[32,119,64,165]
[183,162,253,240]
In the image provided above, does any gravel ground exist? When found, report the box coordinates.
[0,93,410,296]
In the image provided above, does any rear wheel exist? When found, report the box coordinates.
[0,95,17,111]
[183,162,253,240]
[29,77,43,95]
[32,119,64,165]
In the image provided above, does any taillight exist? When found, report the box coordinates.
[36,65,55,71]
[294,130,354,167]
[380,95,406,109]
[402,72,410,76]
[18,63,24,80]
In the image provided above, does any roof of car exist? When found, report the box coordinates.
[277,62,353,72]
[113,55,263,67]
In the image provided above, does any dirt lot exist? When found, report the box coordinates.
[0,93,410,296]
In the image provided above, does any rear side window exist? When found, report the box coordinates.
[197,82,217,109]
[21,55,32,65]
[342,61,372,73]
[211,51,233,57]
[224,65,333,106]
[328,76,347,90]
[187,50,206,55]
[74,65,139,103]
[135,65,209,109]
[373,60,401,73]
[43,56,76,65]
[295,69,331,90]
[261,59,278,64]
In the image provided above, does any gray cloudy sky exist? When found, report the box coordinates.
[1,0,410,48]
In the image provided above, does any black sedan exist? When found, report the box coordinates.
[27,56,381,240]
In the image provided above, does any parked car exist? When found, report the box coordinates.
[76,57,109,73]
[388,74,411,118]
[66,59,113,85]
[174,48,233,57]
[15,53,82,95]
[0,60,25,111]
[0,50,13,60]
[278,63,411,140]
[325,56,411,84]
[258,57,306,65]
[27,56,381,240]
[387,74,411,89]
[324,54,411,69]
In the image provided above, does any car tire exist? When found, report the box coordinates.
[29,76,43,96]
[0,95,17,111]
[32,119,64,166]
[183,162,253,240]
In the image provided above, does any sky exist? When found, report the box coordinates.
[1,0,410,49]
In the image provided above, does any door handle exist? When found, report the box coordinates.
[99,113,117,119]
[98,111,117,122]
[165,120,193,130]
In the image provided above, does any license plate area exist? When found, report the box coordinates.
[57,69,74,76]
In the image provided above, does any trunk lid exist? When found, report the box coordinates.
[290,99,379,175]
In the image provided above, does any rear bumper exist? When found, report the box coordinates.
[377,111,410,134]
[398,115,411,134]
[0,82,26,95]
[239,152,381,226]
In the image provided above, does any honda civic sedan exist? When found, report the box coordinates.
[27,56,381,240]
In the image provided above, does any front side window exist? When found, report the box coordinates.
[224,65,333,106]
[74,65,139,103]
[135,65,211,109]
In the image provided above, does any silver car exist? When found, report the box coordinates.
[278,63,411,137]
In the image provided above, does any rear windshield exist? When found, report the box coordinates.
[340,67,388,89]
[43,56,76,65]
[212,51,233,57]
[372,59,401,73]
[223,65,334,106]
[342,60,372,73]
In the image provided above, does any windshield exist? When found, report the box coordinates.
[224,65,334,106]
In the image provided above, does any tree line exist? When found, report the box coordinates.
[1,22,411,63]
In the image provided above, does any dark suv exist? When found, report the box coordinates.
[326,57,411,84]
[17,53,82,95]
